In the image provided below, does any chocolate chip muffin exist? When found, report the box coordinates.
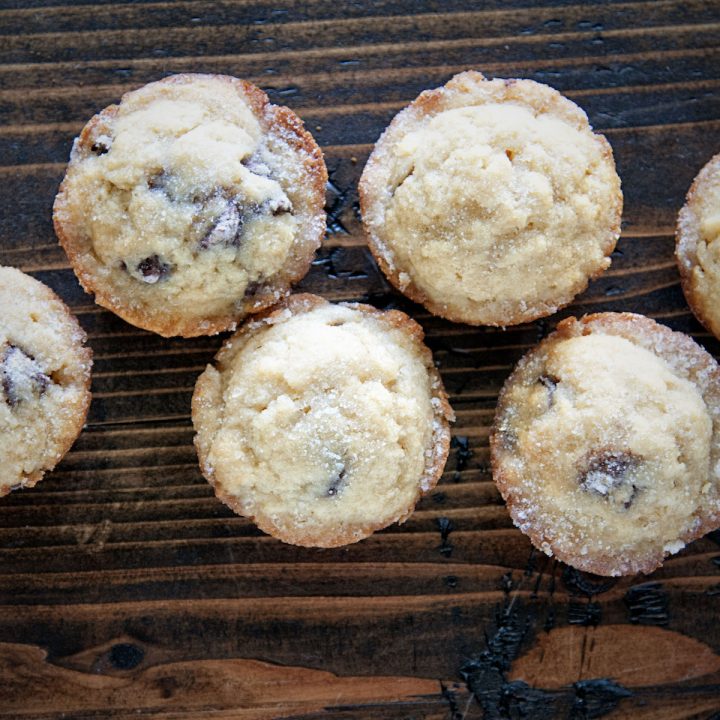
[0,266,92,495]
[491,313,720,576]
[192,294,454,547]
[676,153,720,338]
[54,74,327,337]
[360,71,622,326]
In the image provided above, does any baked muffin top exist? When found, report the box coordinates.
[192,294,454,547]
[360,71,622,326]
[54,74,327,337]
[676,152,720,338]
[491,312,720,576]
[0,266,92,495]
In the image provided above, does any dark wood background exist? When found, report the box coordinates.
[1,1,720,718]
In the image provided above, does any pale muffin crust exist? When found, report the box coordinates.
[0,266,92,495]
[192,294,454,547]
[360,71,623,326]
[54,74,327,337]
[491,313,720,576]
[676,153,720,338]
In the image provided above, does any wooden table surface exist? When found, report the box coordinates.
[1,1,720,718]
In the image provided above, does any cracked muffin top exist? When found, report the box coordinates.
[491,312,720,576]
[54,74,327,337]
[359,71,623,326]
[0,266,92,496]
[192,294,454,547]
[676,153,720,339]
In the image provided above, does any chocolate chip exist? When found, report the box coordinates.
[244,281,262,298]
[242,153,294,209]
[326,468,346,497]
[1,375,14,408]
[137,255,171,284]
[148,170,192,204]
[90,139,111,155]
[242,156,271,176]
[495,424,518,452]
[1,345,51,408]
[578,450,640,509]
[263,196,293,216]
[538,374,559,405]
[199,192,292,251]
[34,372,49,395]
[147,170,168,191]
[199,203,243,250]
[147,169,184,203]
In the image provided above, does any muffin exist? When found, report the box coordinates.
[359,71,623,326]
[192,294,454,547]
[54,74,327,337]
[0,266,92,495]
[491,312,720,576]
[676,152,720,337]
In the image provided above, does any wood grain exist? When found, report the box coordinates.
[0,641,458,719]
[509,625,720,688]
[1,0,720,718]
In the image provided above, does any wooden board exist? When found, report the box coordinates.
[1,1,719,718]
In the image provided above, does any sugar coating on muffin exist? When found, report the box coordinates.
[360,71,622,326]
[54,74,327,337]
[192,294,454,547]
[491,313,720,576]
[0,266,92,495]
[676,153,720,338]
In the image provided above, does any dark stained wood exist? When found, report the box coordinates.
[1,1,719,718]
